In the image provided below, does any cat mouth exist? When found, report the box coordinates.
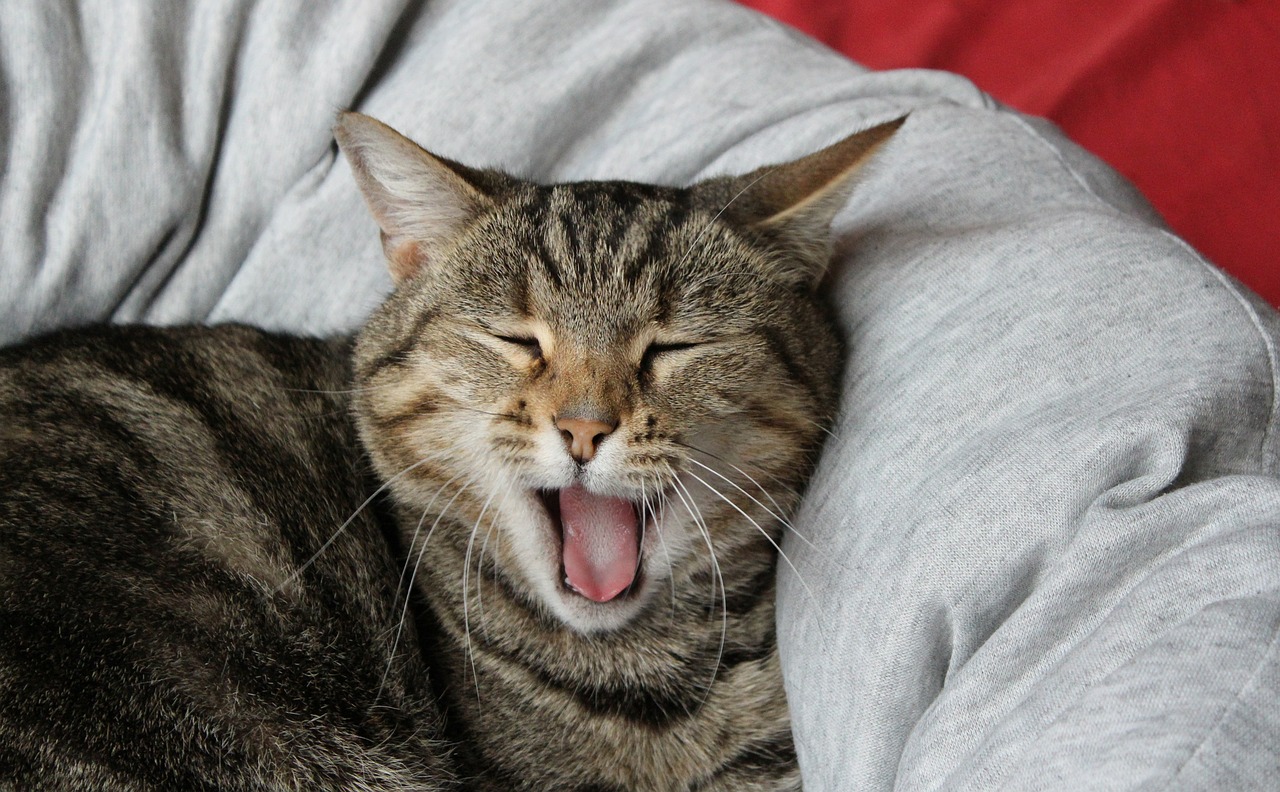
[537,486,650,604]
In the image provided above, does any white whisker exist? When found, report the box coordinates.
[670,475,726,714]
[682,469,817,606]
[676,168,778,279]
[476,478,517,639]
[682,456,815,550]
[274,456,434,596]
[462,487,499,712]
[643,480,678,615]
[377,476,468,702]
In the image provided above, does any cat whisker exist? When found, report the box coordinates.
[476,478,518,641]
[682,469,817,607]
[798,414,842,443]
[675,440,854,574]
[281,379,408,396]
[378,503,434,700]
[682,268,803,295]
[378,474,468,703]
[669,475,727,714]
[678,454,841,650]
[643,480,678,615]
[675,167,777,278]
[391,473,464,609]
[273,456,434,596]
[682,456,816,551]
[452,405,522,423]
[671,439,803,501]
[462,487,500,712]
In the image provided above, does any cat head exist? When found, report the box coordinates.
[335,112,901,634]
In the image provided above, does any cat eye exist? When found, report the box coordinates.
[495,334,543,358]
[640,341,699,375]
[646,341,699,356]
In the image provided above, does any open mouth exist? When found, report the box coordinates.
[537,485,649,603]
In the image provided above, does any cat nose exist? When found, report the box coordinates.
[555,416,616,463]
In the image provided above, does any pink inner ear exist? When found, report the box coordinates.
[383,237,425,283]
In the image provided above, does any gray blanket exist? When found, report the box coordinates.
[3,1,1277,788]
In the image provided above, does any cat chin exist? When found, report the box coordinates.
[545,582,653,635]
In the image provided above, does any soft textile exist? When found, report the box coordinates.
[2,1,1277,789]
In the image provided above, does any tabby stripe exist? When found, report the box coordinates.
[433,609,702,729]
[373,392,439,434]
[755,325,818,403]
[90,336,336,580]
[478,548,776,675]
[619,214,661,286]
[718,555,779,616]
[535,248,564,288]
[358,308,437,382]
[691,731,798,790]
[440,569,766,730]
[528,190,565,287]
[655,206,695,326]
[628,201,690,288]
[557,201,584,270]
[601,194,639,263]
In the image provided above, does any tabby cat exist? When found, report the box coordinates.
[0,112,901,790]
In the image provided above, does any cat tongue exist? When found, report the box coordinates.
[559,484,639,603]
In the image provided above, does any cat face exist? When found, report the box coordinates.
[336,113,900,633]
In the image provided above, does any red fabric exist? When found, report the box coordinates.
[740,0,1280,307]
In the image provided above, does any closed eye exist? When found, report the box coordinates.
[647,341,699,356]
[640,341,700,377]
[495,334,543,358]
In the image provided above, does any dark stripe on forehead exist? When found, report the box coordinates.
[594,182,648,265]
[556,199,585,269]
[643,203,697,324]
[530,221,565,289]
[619,201,675,287]
[522,188,564,288]
[506,259,531,316]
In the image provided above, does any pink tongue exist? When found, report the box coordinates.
[559,484,639,603]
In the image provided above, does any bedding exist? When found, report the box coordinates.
[2,0,1277,788]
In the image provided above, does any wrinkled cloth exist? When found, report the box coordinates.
[2,1,1276,789]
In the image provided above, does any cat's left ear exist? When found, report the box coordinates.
[691,115,906,288]
[334,111,503,283]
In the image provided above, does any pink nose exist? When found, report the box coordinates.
[555,416,615,463]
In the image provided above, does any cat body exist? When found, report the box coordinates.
[0,326,452,789]
[0,114,902,790]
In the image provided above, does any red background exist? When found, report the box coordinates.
[738,0,1280,307]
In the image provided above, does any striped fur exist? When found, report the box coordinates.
[0,114,901,789]
[0,326,456,789]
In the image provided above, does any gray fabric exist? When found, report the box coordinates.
[2,1,1277,789]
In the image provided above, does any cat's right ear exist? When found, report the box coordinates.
[334,111,496,283]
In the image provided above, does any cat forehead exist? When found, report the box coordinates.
[408,178,781,339]
[472,180,754,284]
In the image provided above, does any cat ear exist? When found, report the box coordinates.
[692,115,906,288]
[334,111,497,283]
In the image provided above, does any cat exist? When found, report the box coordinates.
[0,111,902,790]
